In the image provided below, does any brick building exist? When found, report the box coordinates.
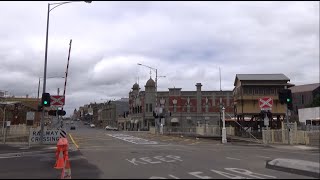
[128,78,234,131]
[0,96,41,126]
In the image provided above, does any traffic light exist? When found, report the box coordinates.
[153,111,158,118]
[267,110,272,120]
[37,104,43,112]
[48,110,57,116]
[41,93,51,107]
[259,110,266,119]
[48,110,66,116]
[278,89,287,104]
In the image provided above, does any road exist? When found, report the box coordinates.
[67,122,318,179]
[0,121,318,179]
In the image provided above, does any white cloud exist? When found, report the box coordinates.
[0,1,318,116]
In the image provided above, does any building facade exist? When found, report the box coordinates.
[128,78,234,131]
[233,74,295,130]
[0,96,41,126]
[289,83,320,114]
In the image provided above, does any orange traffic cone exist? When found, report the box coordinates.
[61,156,71,179]
[54,150,65,169]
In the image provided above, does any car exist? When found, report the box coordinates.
[70,125,76,130]
[90,124,95,128]
[105,126,118,131]
[84,122,89,125]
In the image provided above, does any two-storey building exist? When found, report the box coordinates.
[128,78,234,131]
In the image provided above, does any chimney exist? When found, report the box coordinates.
[196,83,202,92]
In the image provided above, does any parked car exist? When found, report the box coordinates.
[84,122,89,125]
[90,124,95,128]
[105,126,118,131]
[70,125,76,130]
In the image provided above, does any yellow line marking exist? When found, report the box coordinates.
[69,133,80,149]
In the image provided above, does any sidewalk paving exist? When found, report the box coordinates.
[266,158,320,178]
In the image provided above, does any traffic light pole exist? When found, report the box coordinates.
[284,86,290,144]
[286,104,290,144]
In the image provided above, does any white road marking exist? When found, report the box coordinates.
[226,157,241,161]
[168,175,180,179]
[225,168,277,179]
[107,133,158,145]
[256,155,271,159]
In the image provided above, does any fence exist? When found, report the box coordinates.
[262,122,320,146]
[149,125,235,137]
[1,124,31,143]
[163,127,197,136]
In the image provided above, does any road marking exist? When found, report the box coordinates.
[188,172,212,179]
[168,175,180,179]
[257,155,271,159]
[226,157,241,161]
[225,168,276,179]
[127,155,183,166]
[210,169,248,179]
[150,168,278,179]
[69,133,80,149]
[107,133,158,145]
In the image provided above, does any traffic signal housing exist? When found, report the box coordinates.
[48,110,66,116]
[41,93,51,107]
[37,104,43,112]
[278,89,293,110]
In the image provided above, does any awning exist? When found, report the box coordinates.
[171,118,179,123]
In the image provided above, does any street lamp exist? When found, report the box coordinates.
[40,1,91,144]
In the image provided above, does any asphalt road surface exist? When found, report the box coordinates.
[0,121,318,179]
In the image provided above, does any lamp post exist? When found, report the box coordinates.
[40,1,91,144]
[221,106,227,144]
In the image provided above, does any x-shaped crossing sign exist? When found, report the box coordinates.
[259,97,273,109]
[50,95,65,106]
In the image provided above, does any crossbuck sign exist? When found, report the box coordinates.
[259,97,273,111]
[50,95,65,107]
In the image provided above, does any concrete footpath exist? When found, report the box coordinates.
[266,158,320,178]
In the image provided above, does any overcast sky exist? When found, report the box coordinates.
[0,1,319,116]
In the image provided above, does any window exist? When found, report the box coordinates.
[149,104,153,112]
[254,88,259,95]
[265,88,270,95]
[270,88,275,95]
[173,104,177,112]
[146,104,148,112]
[140,106,142,113]
[301,95,304,104]
[259,88,264,95]
[248,88,253,95]
[244,88,248,95]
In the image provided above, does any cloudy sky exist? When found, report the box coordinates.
[0,1,319,116]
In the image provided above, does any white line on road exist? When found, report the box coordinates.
[256,155,271,159]
[226,157,241,160]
